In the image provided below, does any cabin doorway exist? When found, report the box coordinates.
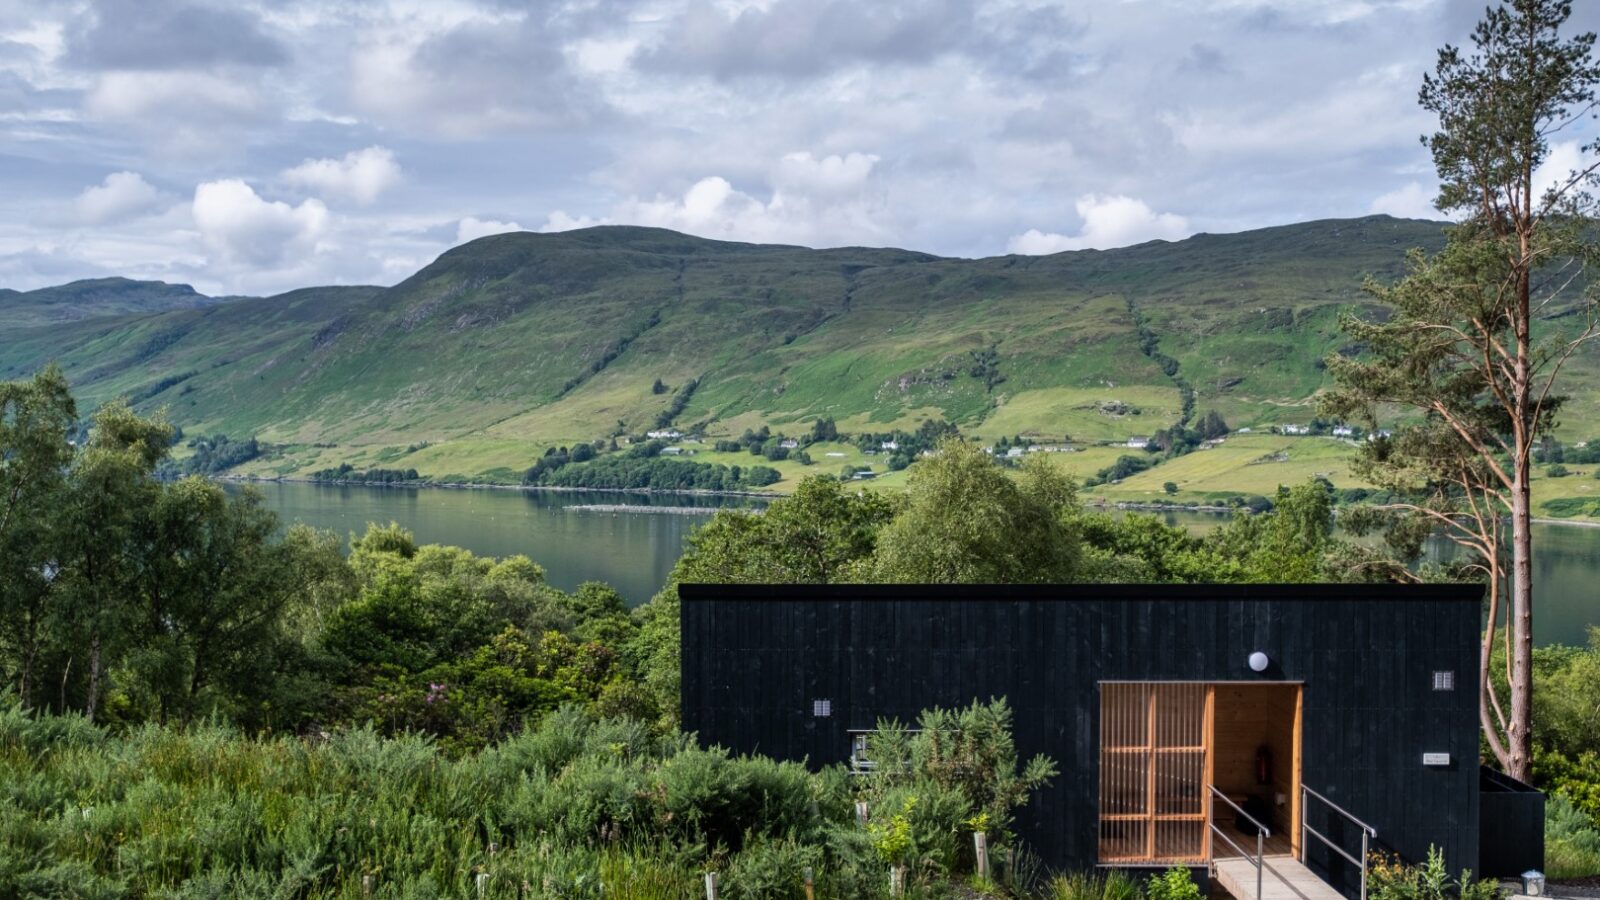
[1097,682,1303,866]
[1209,684,1302,860]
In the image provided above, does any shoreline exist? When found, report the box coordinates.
[214,474,1600,529]
[1095,500,1238,514]
[213,473,780,501]
[568,504,726,516]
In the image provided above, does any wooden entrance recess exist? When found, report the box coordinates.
[1097,682,1303,866]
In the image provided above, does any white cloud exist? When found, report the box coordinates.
[2,0,1579,292]
[771,152,880,198]
[1369,181,1438,220]
[629,177,763,233]
[81,71,268,157]
[540,210,604,232]
[63,171,163,226]
[584,152,890,247]
[85,71,260,122]
[1008,194,1189,254]
[281,146,402,206]
[1534,140,1590,201]
[348,13,607,139]
[192,179,328,266]
[457,216,523,244]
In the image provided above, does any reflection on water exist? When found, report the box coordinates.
[240,483,1597,645]
[234,482,760,605]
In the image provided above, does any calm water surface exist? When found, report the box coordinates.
[238,482,756,604]
[241,482,1598,646]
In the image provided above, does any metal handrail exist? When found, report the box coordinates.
[1208,785,1268,900]
[1301,786,1377,837]
[1211,786,1273,837]
[1301,786,1376,900]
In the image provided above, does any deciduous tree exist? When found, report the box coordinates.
[0,366,75,707]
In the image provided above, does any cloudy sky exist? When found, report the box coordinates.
[2,0,1597,296]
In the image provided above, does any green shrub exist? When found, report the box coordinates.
[1145,866,1202,900]
[860,698,1057,844]
[725,836,822,900]
[816,826,885,899]
[1534,747,1600,824]
[1547,793,1600,879]
[1046,870,1142,900]
[0,699,1056,898]
[1368,846,1500,900]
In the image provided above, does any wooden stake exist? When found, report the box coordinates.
[803,866,815,900]
[974,831,989,879]
[476,872,489,897]
[855,800,869,826]
[362,875,372,898]
[705,871,719,900]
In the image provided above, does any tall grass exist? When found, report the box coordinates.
[0,700,1064,898]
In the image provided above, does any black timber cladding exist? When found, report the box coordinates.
[679,583,1483,880]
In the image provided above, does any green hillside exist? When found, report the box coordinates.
[0,277,228,329]
[5,215,1598,514]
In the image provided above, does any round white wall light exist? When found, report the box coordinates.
[1248,651,1270,673]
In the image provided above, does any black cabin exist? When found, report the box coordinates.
[680,583,1516,897]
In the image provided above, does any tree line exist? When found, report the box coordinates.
[524,438,782,491]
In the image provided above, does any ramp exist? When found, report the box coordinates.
[1213,856,1346,900]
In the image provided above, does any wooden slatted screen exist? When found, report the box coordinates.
[1098,683,1210,863]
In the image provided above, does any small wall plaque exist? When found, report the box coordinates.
[1422,752,1451,767]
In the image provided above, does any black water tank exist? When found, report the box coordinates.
[1479,766,1544,877]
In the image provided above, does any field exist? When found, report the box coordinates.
[1090,434,1369,502]
[977,386,1183,443]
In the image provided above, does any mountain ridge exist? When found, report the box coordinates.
[0,276,232,329]
[14,214,1590,502]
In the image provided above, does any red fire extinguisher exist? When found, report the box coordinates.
[1255,745,1273,785]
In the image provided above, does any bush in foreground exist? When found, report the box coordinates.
[0,698,1058,898]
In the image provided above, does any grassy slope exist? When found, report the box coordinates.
[0,277,228,329]
[6,217,1600,517]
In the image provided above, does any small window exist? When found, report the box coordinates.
[1432,671,1455,691]
[850,733,873,772]
[848,728,919,775]
[812,699,832,717]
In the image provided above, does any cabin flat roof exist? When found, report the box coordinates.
[678,582,1484,603]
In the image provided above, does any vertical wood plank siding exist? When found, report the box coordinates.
[679,584,1482,882]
